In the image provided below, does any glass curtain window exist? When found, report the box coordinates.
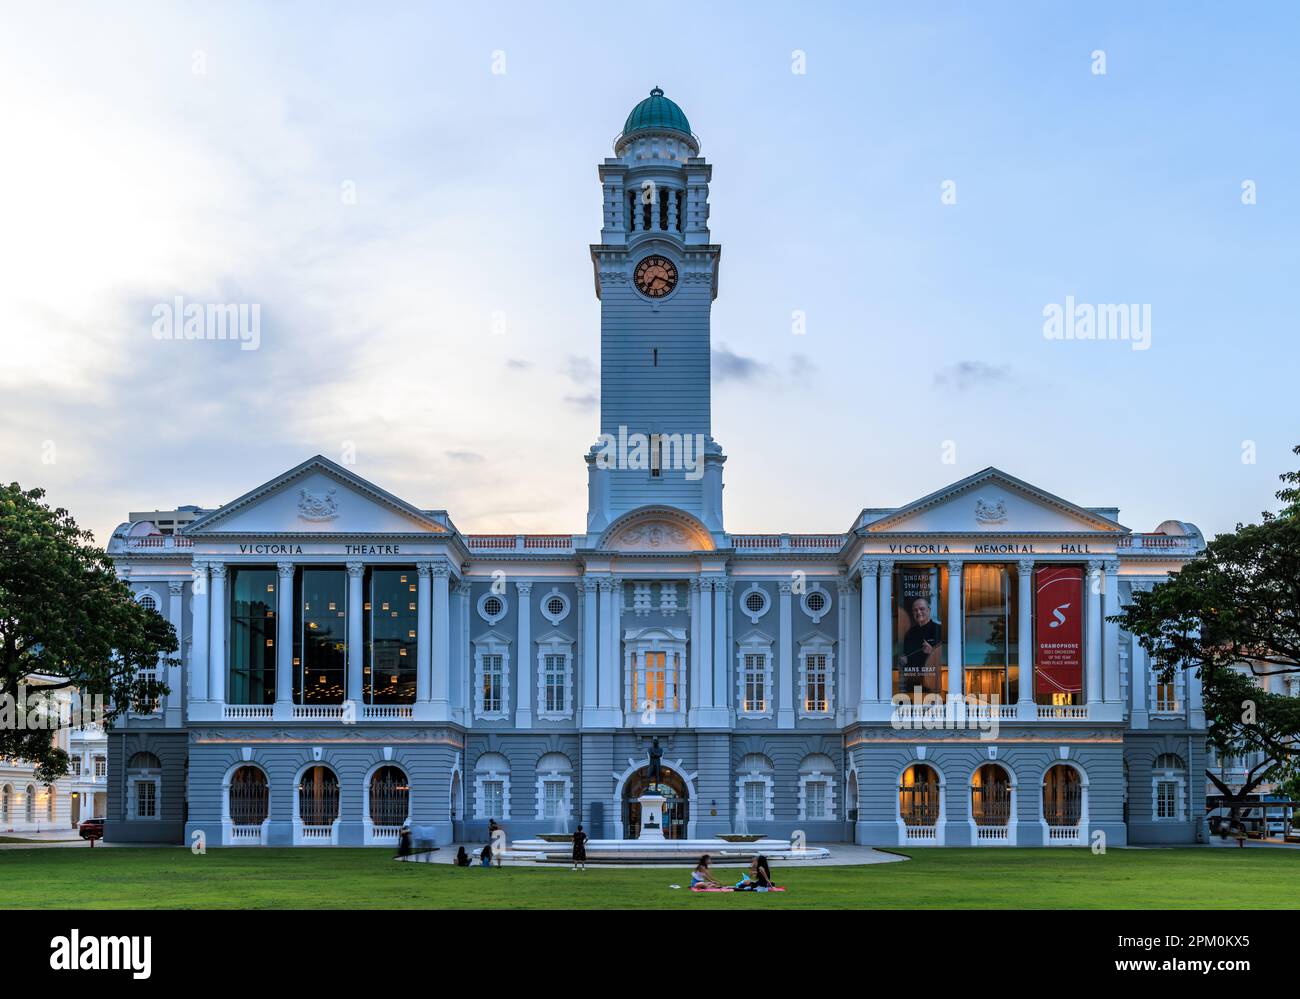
[962,564,1019,703]
[295,569,347,704]
[229,568,277,705]
[364,569,418,704]
[892,565,949,698]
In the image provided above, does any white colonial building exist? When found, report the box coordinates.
[105,88,1207,848]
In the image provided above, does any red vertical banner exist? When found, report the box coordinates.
[1035,566,1083,697]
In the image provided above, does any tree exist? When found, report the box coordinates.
[1113,446,1300,818]
[0,483,175,782]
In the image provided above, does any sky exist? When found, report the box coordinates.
[1,1,1297,545]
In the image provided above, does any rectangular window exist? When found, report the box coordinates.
[543,654,566,714]
[1154,681,1179,713]
[1156,781,1179,819]
[892,564,949,698]
[135,781,157,819]
[805,780,827,820]
[743,654,767,712]
[483,780,504,819]
[641,651,667,710]
[70,758,81,777]
[295,569,347,704]
[229,567,277,705]
[962,564,1019,704]
[543,780,564,820]
[482,655,504,714]
[744,781,765,821]
[364,569,418,704]
[804,654,828,713]
[94,758,107,779]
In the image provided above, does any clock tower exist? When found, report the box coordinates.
[585,87,725,539]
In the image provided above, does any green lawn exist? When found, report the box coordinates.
[1,846,1296,908]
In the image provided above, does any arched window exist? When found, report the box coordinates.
[899,764,941,826]
[297,765,340,828]
[534,752,572,826]
[1,784,10,822]
[369,766,410,829]
[229,766,269,827]
[474,752,511,821]
[798,753,838,821]
[127,752,162,820]
[971,764,1013,827]
[46,785,55,821]
[25,784,36,823]
[1152,753,1186,822]
[736,753,774,825]
[1043,764,1082,828]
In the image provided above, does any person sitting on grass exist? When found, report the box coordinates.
[454,846,471,867]
[736,855,774,890]
[691,855,723,889]
[480,843,493,867]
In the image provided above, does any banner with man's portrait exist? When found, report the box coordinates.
[893,566,946,696]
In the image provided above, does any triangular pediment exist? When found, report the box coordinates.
[185,455,450,536]
[867,468,1126,535]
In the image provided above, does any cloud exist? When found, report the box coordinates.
[563,355,596,386]
[712,345,766,383]
[933,361,1011,391]
[445,450,485,464]
[563,393,598,410]
[504,357,531,370]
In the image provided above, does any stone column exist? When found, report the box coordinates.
[688,580,702,724]
[1103,560,1121,703]
[415,563,433,706]
[858,559,879,714]
[777,581,794,729]
[1017,559,1035,718]
[877,560,894,700]
[698,579,714,709]
[1085,560,1103,706]
[597,578,615,712]
[430,562,451,720]
[606,580,623,721]
[581,578,599,717]
[166,581,184,726]
[208,562,226,707]
[346,562,365,706]
[515,581,533,728]
[1129,583,1149,728]
[1188,642,1205,728]
[190,562,209,703]
[711,579,727,711]
[275,562,295,711]
[946,560,963,702]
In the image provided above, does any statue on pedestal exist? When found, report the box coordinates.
[647,736,663,790]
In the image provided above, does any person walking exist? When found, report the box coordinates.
[571,823,589,871]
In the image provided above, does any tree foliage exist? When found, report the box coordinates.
[1113,446,1300,805]
[0,483,175,781]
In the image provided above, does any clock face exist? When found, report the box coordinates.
[634,255,678,298]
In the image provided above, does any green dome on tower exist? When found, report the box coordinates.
[622,86,691,136]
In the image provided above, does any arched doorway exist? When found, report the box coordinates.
[623,765,690,840]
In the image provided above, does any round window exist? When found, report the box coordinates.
[483,596,504,618]
[547,596,565,617]
[806,591,826,613]
[745,591,765,614]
